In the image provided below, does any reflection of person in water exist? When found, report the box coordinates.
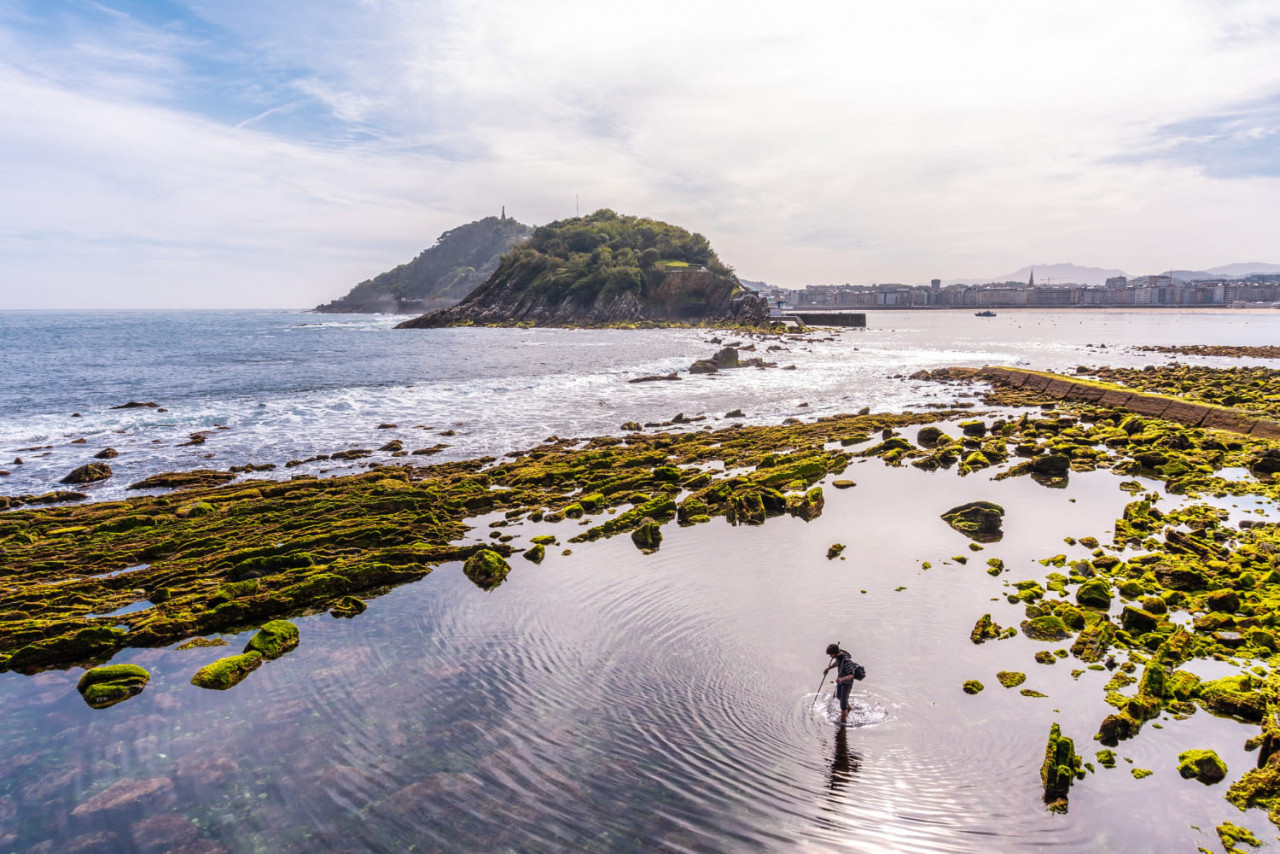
[828,726,861,794]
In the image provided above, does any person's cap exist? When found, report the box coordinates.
[826,643,840,656]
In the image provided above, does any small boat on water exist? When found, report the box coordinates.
[974,310,997,317]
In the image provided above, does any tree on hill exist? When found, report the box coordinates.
[483,209,739,309]
[397,209,767,327]
[315,215,531,313]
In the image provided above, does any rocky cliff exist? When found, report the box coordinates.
[316,215,531,314]
[396,210,768,328]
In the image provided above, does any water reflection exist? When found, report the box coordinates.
[828,726,862,794]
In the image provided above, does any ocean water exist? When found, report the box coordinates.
[3,308,1278,501]
[3,308,1280,853]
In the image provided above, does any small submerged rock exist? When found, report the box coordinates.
[463,549,511,590]
[330,596,368,618]
[243,620,299,660]
[77,663,150,708]
[190,652,263,690]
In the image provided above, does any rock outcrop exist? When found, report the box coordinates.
[396,210,769,328]
[317,215,531,313]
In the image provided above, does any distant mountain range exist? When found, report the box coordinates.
[946,261,1280,287]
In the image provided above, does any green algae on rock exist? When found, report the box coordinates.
[963,680,984,694]
[191,652,263,690]
[1216,821,1263,853]
[243,620,299,660]
[76,663,149,708]
[940,501,1005,542]
[329,596,367,618]
[997,671,1027,688]
[464,549,512,590]
[1040,723,1083,813]
[1177,749,1227,784]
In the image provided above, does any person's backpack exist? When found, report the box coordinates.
[853,662,867,681]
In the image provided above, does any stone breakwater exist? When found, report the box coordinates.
[975,366,1280,440]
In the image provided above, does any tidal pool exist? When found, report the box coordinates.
[2,446,1276,852]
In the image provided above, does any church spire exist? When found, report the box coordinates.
[1028,268,1035,287]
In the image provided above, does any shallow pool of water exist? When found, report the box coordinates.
[2,449,1275,852]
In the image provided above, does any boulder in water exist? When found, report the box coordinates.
[77,663,150,708]
[941,501,1005,542]
[61,463,112,484]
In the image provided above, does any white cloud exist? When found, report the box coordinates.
[1,0,1280,308]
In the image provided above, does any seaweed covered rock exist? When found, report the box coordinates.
[1097,711,1140,746]
[77,663,150,708]
[970,613,1002,644]
[463,549,511,590]
[61,463,113,484]
[631,518,663,553]
[963,680,984,694]
[128,470,237,491]
[243,620,299,660]
[329,597,367,618]
[941,501,1005,542]
[191,652,263,690]
[1177,749,1227,784]
[6,626,127,671]
[997,671,1026,688]
[1200,674,1266,723]
[1040,723,1083,812]
[522,543,546,563]
[1075,578,1112,609]
[1021,616,1071,641]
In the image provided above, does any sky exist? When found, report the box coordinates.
[2,0,1280,309]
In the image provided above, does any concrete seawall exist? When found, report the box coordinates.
[784,311,867,328]
[977,366,1280,440]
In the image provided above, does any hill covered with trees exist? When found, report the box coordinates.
[315,215,532,313]
[396,210,768,327]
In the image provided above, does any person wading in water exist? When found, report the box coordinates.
[824,643,858,724]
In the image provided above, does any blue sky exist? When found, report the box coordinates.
[2,0,1280,308]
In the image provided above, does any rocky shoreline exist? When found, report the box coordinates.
[4,360,1280,835]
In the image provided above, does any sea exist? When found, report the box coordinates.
[2,308,1280,852]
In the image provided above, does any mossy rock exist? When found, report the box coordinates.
[523,543,546,563]
[329,597,367,618]
[827,543,846,560]
[243,620,299,660]
[970,613,1002,644]
[191,652,263,690]
[1120,606,1159,635]
[463,549,511,591]
[941,501,1005,542]
[997,670,1026,688]
[1177,748,1227,784]
[1097,711,1140,746]
[1040,722,1082,809]
[1199,674,1266,723]
[1075,578,1112,609]
[1021,616,1071,641]
[76,663,150,709]
[530,535,557,546]
[7,626,127,670]
[61,463,113,485]
[631,518,662,553]
[963,680,984,694]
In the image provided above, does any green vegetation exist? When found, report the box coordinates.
[317,215,531,313]
[398,210,767,327]
[507,209,733,307]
